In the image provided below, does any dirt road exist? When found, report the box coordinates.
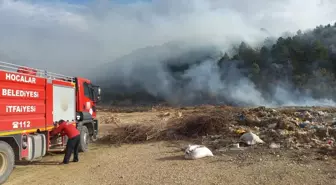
[5,108,336,185]
[6,141,336,185]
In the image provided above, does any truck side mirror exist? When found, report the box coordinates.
[94,86,101,103]
[97,87,101,96]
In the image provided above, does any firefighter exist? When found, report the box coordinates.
[50,119,81,164]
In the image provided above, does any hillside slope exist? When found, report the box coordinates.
[98,23,336,107]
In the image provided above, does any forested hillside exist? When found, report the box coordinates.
[101,22,336,106]
[216,23,336,101]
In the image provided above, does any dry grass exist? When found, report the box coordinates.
[97,106,240,145]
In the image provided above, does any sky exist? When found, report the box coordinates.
[0,0,336,78]
[32,0,153,5]
[61,0,150,4]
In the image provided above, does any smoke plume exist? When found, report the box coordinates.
[1,0,336,106]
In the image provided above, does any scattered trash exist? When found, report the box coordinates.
[332,118,336,126]
[232,143,240,148]
[197,107,336,151]
[317,111,327,116]
[157,112,170,118]
[228,143,246,151]
[235,129,246,134]
[240,132,264,145]
[238,114,245,121]
[327,140,333,145]
[268,123,277,129]
[216,147,227,152]
[184,144,214,160]
[299,121,310,128]
[177,111,183,118]
[269,142,281,149]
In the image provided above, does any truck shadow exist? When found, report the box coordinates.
[15,161,60,166]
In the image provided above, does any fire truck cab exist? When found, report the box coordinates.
[0,61,101,184]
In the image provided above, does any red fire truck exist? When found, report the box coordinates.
[0,61,101,184]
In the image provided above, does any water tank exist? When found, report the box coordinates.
[24,134,47,161]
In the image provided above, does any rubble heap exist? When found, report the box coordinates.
[197,106,336,152]
[98,106,336,154]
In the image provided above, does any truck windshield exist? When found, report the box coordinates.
[83,82,94,101]
[84,82,100,102]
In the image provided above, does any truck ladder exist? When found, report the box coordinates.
[0,60,75,83]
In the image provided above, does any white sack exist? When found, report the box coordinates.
[240,132,264,145]
[184,144,214,160]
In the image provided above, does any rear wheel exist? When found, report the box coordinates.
[78,126,89,152]
[0,141,14,185]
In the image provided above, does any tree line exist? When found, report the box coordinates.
[216,22,336,101]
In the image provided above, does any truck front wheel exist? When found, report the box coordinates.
[78,126,89,153]
[0,141,15,185]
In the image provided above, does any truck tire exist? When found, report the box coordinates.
[78,126,89,153]
[0,141,15,185]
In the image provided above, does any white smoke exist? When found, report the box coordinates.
[1,0,336,106]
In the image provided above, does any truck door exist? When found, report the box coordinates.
[76,78,97,119]
[83,81,97,118]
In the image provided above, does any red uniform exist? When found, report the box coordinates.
[51,121,80,139]
[51,120,81,164]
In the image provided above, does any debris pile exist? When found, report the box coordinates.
[203,106,336,151]
[98,106,336,154]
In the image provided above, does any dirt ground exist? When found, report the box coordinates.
[5,107,336,185]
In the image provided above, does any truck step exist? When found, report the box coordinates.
[48,147,65,152]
